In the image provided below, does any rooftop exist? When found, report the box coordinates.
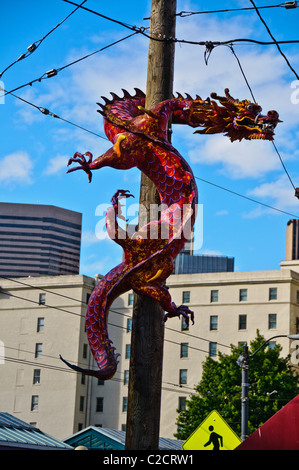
[0,412,73,450]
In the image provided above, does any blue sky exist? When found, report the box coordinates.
[1,0,299,277]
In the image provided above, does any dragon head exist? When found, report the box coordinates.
[189,88,281,142]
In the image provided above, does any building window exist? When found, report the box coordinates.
[122,397,128,412]
[96,397,104,412]
[128,293,134,305]
[239,289,247,301]
[180,343,188,358]
[37,317,44,332]
[127,318,132,332]
[179,369,187,385]
[81,374,86,385]
[181,317,189,331]
[125,344,131,359]
[39,293,46,305]
[79,396,85,412]
[35,343,42,358]
[83,344,88,359]
[238,315,247,330]
[33,369,40,384]
[182,291,190,303]
[210,290,219,303]
[268,314,277,329]
[178,397,186,411]
[31,395,39,411]
[209,342,217,357]
[124,370,129,385]
[97,378,104,386]
[297,291,299,305]
[269,288,277,300]
[121,424,127,432]
[210,315,218,330]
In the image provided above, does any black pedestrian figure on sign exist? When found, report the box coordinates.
[204,425,223,450]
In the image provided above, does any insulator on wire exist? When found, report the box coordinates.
[285,1,297,9]
[46,69,58,78]
[27,43,37,53]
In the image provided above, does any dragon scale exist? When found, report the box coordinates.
[61,88,280,379]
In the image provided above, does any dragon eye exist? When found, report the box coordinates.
[247,104,253,111]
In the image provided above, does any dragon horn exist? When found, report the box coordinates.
[224,88,239,105]
[210,89,239,106]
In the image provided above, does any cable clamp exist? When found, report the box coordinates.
[27,43,37,53]
[46,69,58,78]
[285,1,297,8]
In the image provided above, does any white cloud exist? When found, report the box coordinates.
[43,155,69,176]
[0,151,33,185]
[215,209,229,216]
[248,174,299,212]
[82,230,104,245]
[189,135,280,179]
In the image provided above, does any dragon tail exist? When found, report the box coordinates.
[60,270,123,380]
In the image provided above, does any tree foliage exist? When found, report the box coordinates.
[175,331,299,440]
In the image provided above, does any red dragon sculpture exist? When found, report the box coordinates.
[60,88,280,379]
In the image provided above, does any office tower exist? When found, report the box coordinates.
[0,202,82,277]
[286,219,299,260]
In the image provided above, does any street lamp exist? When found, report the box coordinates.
[237,334,299,441]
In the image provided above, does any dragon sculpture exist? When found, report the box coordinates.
[60,88,280,380]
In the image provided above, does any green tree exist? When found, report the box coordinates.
[175,331,298,440]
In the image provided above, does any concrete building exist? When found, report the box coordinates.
[0,202,82,277]
[0,221,298,441]
[0,274,95,440]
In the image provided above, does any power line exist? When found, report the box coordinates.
[2,30,140,99]
[62,0,147,32]
[4,81,299,214]
[60,0,299,49]
[2,86,108,141]
[0,0,87,79]
[173,2,296,17]
[0,274,231,351]
[224,44,298,195]
[195,176,299,217]
[249,0,299,81]
[0,280,223,354]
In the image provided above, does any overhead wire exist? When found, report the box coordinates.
[211,42,299,197]
[1,4,298,398]
[249,0,299,81]
[3,82,299,217]
[0,284,204,393]
[0,277,225,358]
[173,2,296,17]
[60,0,299,49]
[1,30,141,99]
[0,0,87,79]
[0,86,108,141]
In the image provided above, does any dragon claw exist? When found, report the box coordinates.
[66,152,93,182]
[163,305,194,326]
[111,189,134,221]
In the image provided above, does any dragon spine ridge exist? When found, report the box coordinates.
[61,88,280,379]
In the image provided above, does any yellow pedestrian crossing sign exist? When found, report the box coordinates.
[182,410,242,450]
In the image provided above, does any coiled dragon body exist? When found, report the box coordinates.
[60,88,280,379]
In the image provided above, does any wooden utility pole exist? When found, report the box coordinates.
[125,0,177,451]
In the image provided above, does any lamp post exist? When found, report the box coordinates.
[237,334,299,441]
